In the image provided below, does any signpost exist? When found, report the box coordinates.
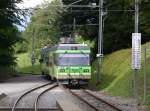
[132,33,141,104]
[132,33,141,70]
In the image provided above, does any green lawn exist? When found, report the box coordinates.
[16,53,41,74]
[90,42,150,110]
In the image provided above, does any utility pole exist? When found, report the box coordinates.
[133,0,140,104]
[96,0,103,84]
[73,17,76,36]
[31,28,35,74]
[135,0,139,34]
[70,17,76,43]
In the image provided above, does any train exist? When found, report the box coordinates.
[39,43,91,85]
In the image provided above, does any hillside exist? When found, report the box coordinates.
[90,42,150,110]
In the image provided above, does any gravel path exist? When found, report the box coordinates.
[0,75,49,107]
[0,75,48,95]
[87,90,146,111]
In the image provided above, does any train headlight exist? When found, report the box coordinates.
[84,69,89,73]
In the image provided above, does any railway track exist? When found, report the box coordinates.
[11,82,58,111]
[0,107,59,111]
[69,89,123,111]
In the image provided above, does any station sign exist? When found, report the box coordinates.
[132,33,141,69]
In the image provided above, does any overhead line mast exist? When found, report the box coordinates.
[96,0,104,84]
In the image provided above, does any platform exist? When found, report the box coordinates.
[56,99,83,111]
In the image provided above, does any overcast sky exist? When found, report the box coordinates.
[18,0,52,9]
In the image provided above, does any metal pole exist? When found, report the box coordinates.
[144,46,147,104]
[133,69,139,103]
[31,29,35,74]
[71,17,76,42]
[73,17,76,33]
[99,0,103,55]
[135,0,139,33]
[97,0,103,84]
[133,0,139,104]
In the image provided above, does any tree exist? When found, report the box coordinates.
[0,0,23,67]
[61,0,150,55]
[23,0,63,54]
[23,0,150,59]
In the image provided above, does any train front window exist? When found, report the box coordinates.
[56,54,90,66]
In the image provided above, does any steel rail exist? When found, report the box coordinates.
[11,82,54,111]
[34,83,58,111]
[68,90,101,111]
[0,107,58,111]
[84,90,122,111]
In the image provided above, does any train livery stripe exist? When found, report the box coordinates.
[55,50,90,54]
[57,66,91,74]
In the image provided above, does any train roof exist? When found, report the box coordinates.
[41,43,90,53]
[58,44,88,46]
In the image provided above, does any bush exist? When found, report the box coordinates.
[0,66,16,81]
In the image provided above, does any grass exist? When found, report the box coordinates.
[16,53,41,74]
[90,42,150,110]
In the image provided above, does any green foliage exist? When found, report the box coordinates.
[75,36,95,48]
[0,0,24,28]
[22,0,150,58]
[0,0,23,67]
[75,36,96,60]
[62,0,150,54]
[23,0,63,55]
[0,66,16,81]
[16,53,41,74]
[0,26,21,66]
[15,33,28,53]
[15,41,28,53]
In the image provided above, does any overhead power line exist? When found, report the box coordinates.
[0,4,135,13]
[68,9,135,12]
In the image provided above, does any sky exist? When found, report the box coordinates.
[18,0,51,9]
[17,0,52,31]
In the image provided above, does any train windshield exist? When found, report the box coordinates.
[56,54,90,66]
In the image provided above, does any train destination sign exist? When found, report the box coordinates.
[132,33,141,69]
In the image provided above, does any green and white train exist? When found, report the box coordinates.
[40,43,91,84]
